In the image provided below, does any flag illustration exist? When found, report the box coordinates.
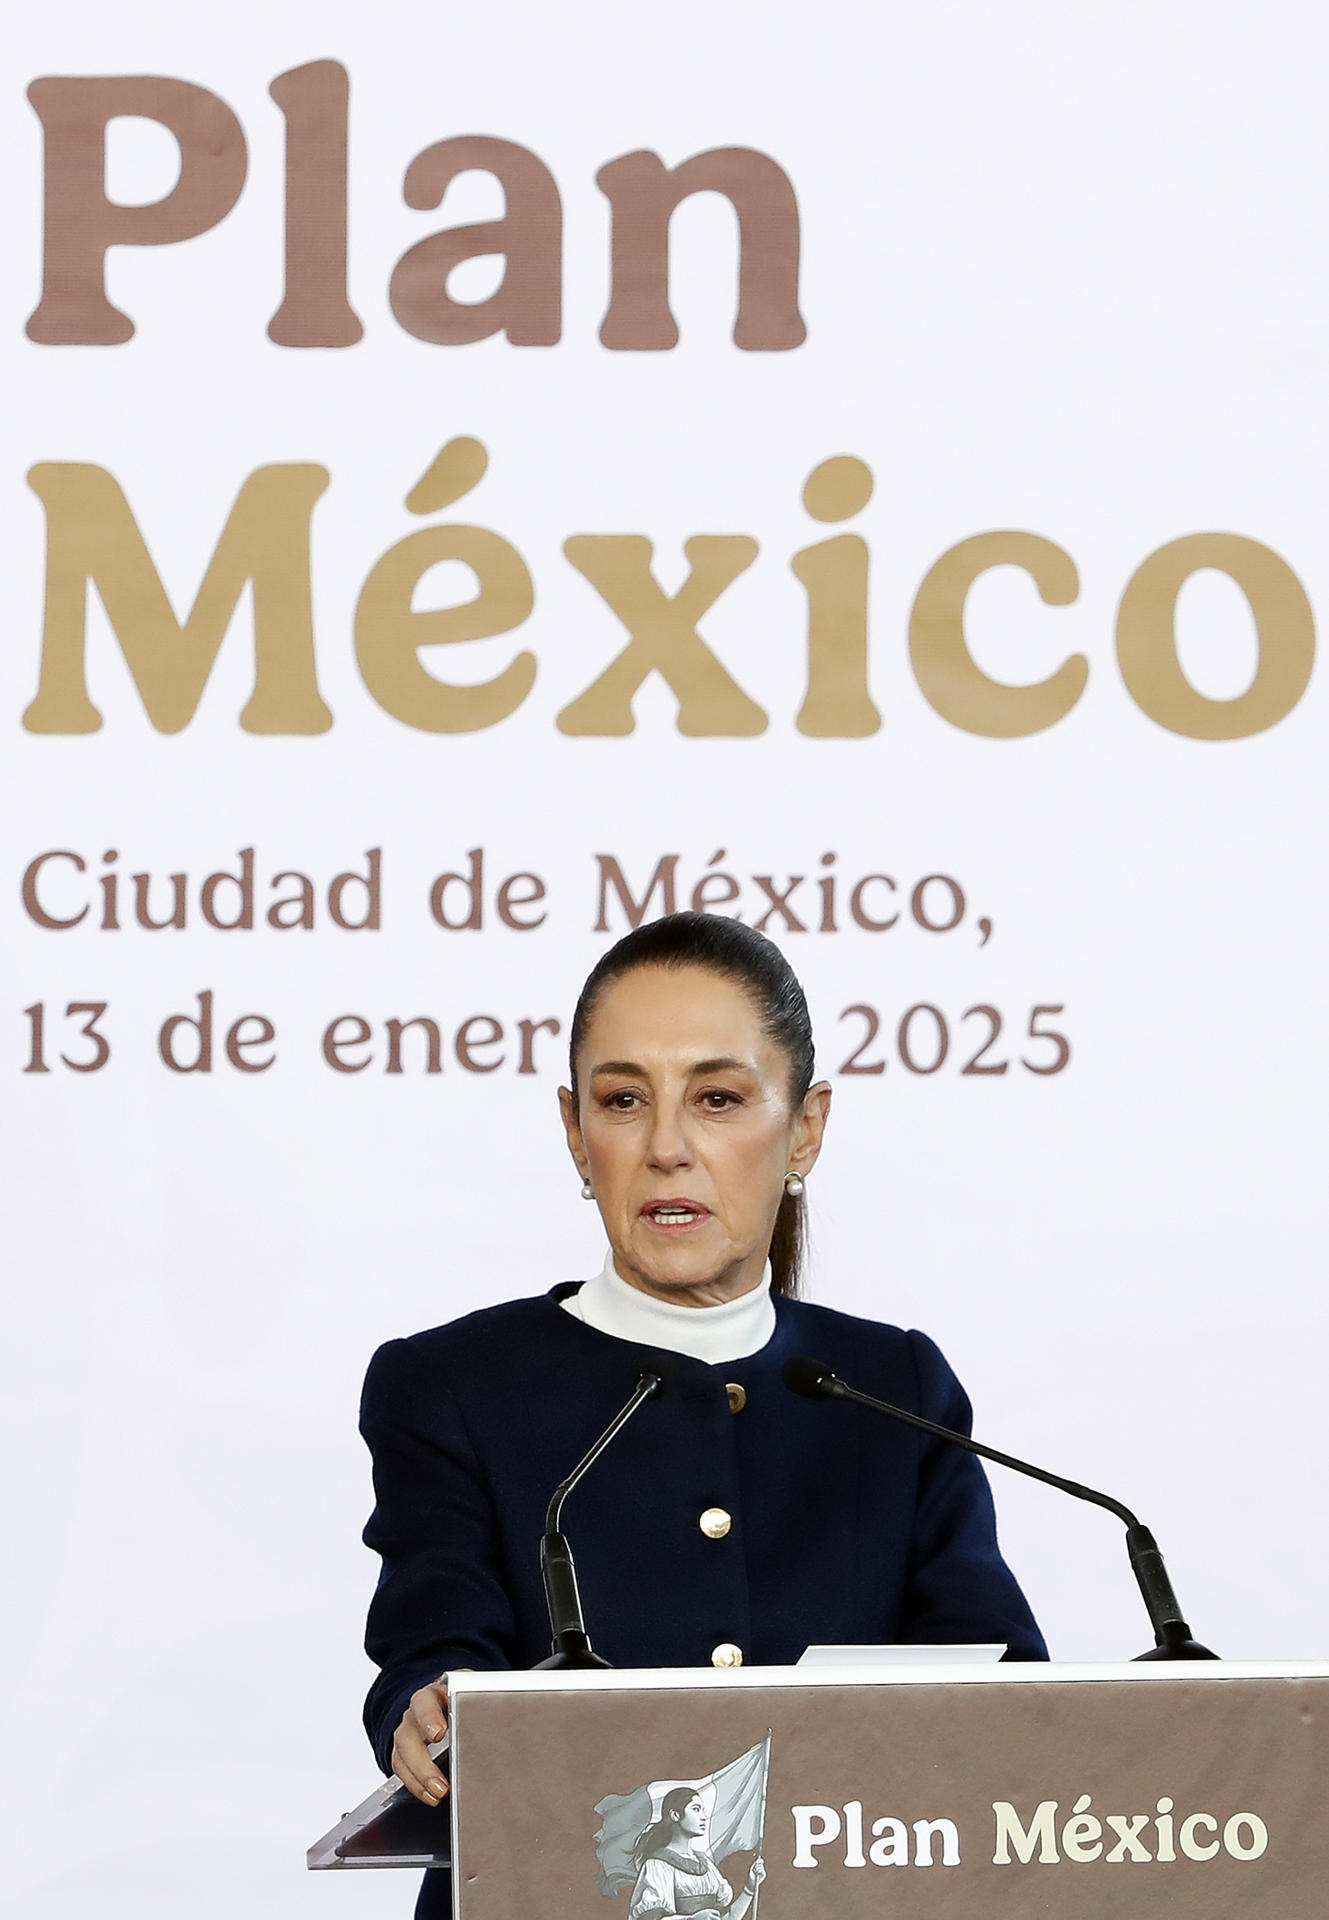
[592,1733,772,1898]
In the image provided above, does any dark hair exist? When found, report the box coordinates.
[633,1786,704,1870]
[568,913,815,1297]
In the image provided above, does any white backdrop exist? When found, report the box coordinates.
[2,3,1327,1916]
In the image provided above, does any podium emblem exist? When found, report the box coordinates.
[592,1734,772,1917]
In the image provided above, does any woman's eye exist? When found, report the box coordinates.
[699,1089,741,1110]
[604,1089,641,1110]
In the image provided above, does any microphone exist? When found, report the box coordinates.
[782,1355,1217,1663]
[535,1358,674,1669]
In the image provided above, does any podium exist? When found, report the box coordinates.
[310,1659,1329,1915]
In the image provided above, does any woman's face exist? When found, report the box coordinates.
[559,964,831,1305]
[674,1795,708,1840]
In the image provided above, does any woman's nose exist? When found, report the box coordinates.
[646,1104,692,1168]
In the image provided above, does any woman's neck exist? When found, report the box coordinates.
[560,1249,777,1364]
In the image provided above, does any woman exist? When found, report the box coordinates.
[628,1788,764,1920]
[359,914,1044,1916]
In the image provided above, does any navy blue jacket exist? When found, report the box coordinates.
[360,1282,1046,1783]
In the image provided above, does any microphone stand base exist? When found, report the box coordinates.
[1133,1637,1220,1662]
[533,1632,613,1670]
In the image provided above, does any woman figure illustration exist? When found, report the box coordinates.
[628,1787,766,1920]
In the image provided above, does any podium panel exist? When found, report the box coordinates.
[445,1661,1329,1919]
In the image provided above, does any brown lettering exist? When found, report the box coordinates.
[225,1015,276,1072]
[385,1016,443,1073]
[455,1015,504,1073]
[328,849,381,930]
[497,873,546,929]
[390,136,561,345]
[597,147,805,350]
[159,991,213,1072]
[516,1016,560,1074]
[22,850,88,928]
[27,76,247,344]
[134,872,186,929]
[268,873,315,929]
[323,1014,372,1071]
[429,850,485,930]
[268,61,363,347]
[593,854,679,931]
[200,849,255,930]
[850,876,899,931]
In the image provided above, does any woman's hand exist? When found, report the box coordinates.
[391,1679,450,1805]
[745,1858,767,1891]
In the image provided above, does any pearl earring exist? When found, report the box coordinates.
[581,1177,595,1200]
[784,1171,805,1199]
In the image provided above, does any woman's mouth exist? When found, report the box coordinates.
[641,1200,711,1232]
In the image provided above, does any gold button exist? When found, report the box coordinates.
[726,1383,747,1413]
[699,1507,732,1539]
[711,1642,743,1668]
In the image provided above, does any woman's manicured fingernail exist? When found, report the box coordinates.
[425,1780,445,1799]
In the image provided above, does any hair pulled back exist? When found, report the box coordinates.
[633,1786,704,1870]
[568,912,815,1298]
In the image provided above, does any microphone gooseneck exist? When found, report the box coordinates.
[782,1355,1217,1664]
[535,1362,671,1670]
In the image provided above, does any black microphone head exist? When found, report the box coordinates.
[782,1355,841,1400]
[636,1353,678,1397]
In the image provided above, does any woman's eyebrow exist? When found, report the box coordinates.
[588,1055,754,1078]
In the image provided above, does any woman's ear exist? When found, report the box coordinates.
[789,1079,832,1176]
[558,1084,590,1182]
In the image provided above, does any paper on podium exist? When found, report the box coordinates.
[798,1642,1006,1665]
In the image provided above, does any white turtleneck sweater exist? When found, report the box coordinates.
[560,1248,776,1365]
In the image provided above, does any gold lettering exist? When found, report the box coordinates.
[23,464,332,734]
[909,532,1085,737]
[794,457,879,737]
[1116,533,1314,738]
[355,524,535,731]
[557,536,764,735]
